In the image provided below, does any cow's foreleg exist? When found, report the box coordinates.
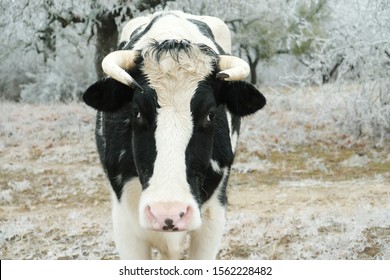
[149,231,186,260]
[112,200,152,259]
[114,231,151,259]
[188,203,226,260]
[158,232,186,260]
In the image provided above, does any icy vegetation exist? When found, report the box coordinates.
[240,82,390,153]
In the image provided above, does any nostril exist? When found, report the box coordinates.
[179,206,190,218]
[163,218,175,231]
[164,218,173,226]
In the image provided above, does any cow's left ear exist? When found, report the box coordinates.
[82,77,135,112]
[216,81,266,116]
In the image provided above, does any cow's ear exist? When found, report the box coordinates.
[216,81,266,116]
[82,78,135,112]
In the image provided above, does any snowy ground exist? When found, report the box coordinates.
[1,84,389,259]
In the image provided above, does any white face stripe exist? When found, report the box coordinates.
[140,42,215,202]
[139,103,201,230]
[148,107,193,199]
[138,43,215,230]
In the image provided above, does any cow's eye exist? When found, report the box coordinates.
[206,111,215,122]
[133,109,141,120]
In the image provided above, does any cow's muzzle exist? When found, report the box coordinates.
[144,202,195,232]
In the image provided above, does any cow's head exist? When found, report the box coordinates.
[83,40,266,232]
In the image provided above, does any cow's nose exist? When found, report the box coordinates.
[145,202,193,231]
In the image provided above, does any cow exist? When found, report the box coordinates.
[82,11,266,260]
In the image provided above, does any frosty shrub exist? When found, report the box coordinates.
[275,0,390,144]
[342,79,390,146]
[20,52,95,104]
[328,0,390,144]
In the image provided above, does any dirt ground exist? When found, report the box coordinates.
[1,101,389,260]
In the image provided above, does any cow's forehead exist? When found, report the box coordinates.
[141,41,216,109]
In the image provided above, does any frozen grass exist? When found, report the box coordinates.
[0,83,389,259]
[238,81,390,156]
[224,177,390,260]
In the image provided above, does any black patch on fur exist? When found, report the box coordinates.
[84,69,158,200]
[99,108,137,199]
[131,88,158,190]
[185,82,235,205]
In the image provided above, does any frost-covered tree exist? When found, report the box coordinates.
[289,0,390,144]
[0,0,173,102]
[227,0,330,84]
[295,0,390,85]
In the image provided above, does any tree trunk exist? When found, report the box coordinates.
[246,52,259,85]
[322,54,344,84]
[249,62,258,85]
[95,12,119,79]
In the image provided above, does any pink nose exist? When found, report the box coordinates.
[145,202,193,231]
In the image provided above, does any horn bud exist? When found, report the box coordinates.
[101,50,142,90]
[217,55,250,81]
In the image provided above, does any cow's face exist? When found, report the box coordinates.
[83,44,266,232]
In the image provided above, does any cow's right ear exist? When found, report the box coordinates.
[82,78,135,112]
[216,80,266,117]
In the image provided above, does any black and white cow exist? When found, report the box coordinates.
[83,11,266,259]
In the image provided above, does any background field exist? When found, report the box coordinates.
[1,83,389,260]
